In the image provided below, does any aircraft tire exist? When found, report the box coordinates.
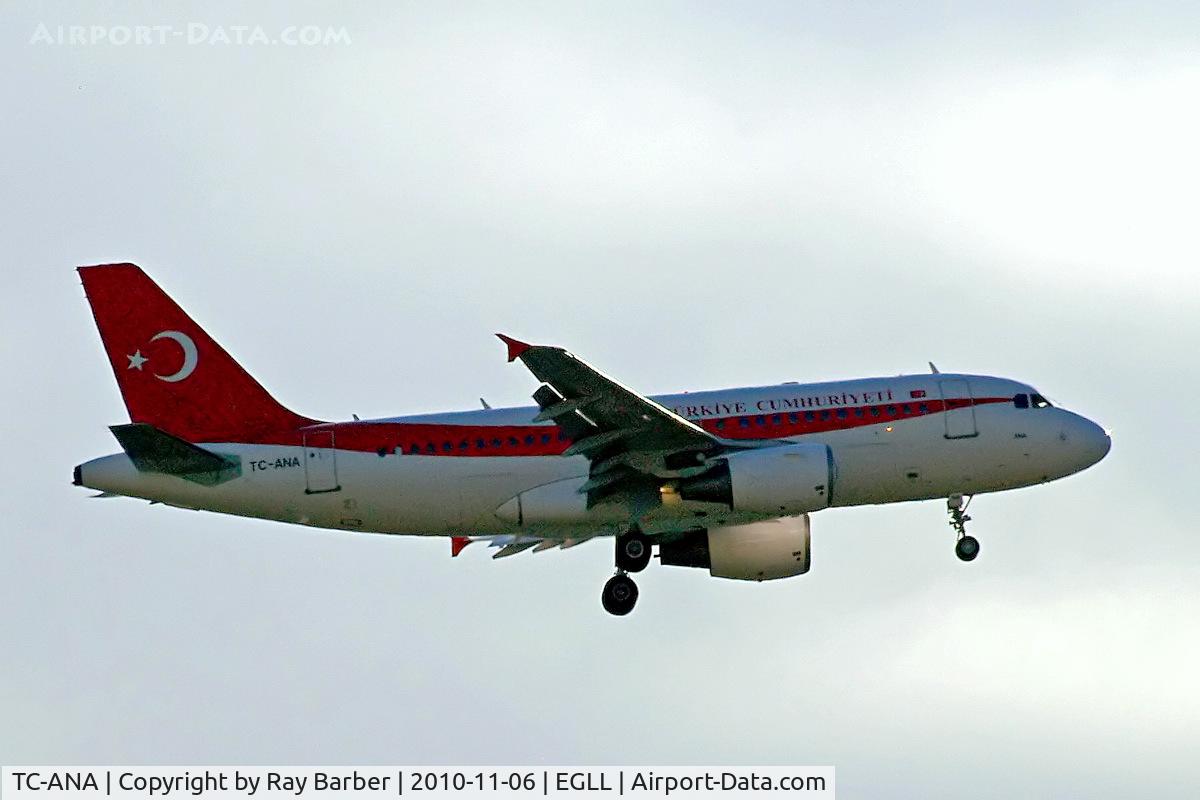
[616,531,652,573]
[955,535,981,562]
[602,574,639,616]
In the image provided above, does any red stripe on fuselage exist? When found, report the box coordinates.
[707,396,1002,439]
[228,397,1011,456]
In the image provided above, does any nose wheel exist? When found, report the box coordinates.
[955,534,980,561]
[948,494,980,562]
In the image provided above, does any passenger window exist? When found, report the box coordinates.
[854,408,864,418]
[476,438,486,449]
[492,437,503,447]
[870,407,880,417]
[788,413,799,424]
[524,435,535,445]
[443,442,453,452]
[739,417,750,428]
[541,434,551,444]
[886,405,897,416]
[836,409,848,420]
[918,403,929,414]
[901,404,911,414]
[1014,393,1029,409]
[772,414,781,425]
[715,419,726,430]
[508,436,519,446]
[804,411,815,422]
[426,443,436,454]
[755,415,766,426]
[820,410,831,421]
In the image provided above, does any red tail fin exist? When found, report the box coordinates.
[79,263,316,442]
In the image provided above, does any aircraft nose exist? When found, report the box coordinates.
[1076,415,1112,468]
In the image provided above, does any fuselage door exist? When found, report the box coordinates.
[939,379,978,439]
[303,429,341,493]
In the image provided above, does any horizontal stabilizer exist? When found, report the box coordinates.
[109,423,240,486]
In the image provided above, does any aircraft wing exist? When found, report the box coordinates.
[498,334,726,501]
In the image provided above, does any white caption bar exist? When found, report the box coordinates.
[2,767,834,800]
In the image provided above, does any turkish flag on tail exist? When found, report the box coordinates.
[78,263,315,442]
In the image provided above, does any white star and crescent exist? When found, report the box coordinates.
[124,331,199,382]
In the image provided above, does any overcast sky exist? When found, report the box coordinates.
[2,2,1198,798]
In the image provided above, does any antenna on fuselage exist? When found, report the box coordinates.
[480,397,492,409]
[928,362,940,374]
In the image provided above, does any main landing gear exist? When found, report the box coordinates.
[948,493,980,562]
[616,528,651,573]
[602,573,639,616]
[602,529,652,616]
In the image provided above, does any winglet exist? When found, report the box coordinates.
[496,333,532,362]
[451,536,472,557]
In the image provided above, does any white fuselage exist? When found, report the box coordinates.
[76,372,1111,538]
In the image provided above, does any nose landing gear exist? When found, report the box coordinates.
[948,494,980,562]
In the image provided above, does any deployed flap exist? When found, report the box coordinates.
[109,423,240,486]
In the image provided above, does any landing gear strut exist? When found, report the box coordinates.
[948,494,980,562]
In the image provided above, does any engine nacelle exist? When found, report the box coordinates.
[660,515,812,581]
[679,443,833,515]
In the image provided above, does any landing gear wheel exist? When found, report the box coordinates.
[615,530,652,573]
[955,535,981,562]
[601,574,639,616]
[947,494,980,562]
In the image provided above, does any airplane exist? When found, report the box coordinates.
[73,263,1111,615]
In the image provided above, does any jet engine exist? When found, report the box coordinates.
[659,514,811,581]
[678,443,834,515]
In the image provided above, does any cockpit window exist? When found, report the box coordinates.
[1031,393,1053,408]
[1013,393,1029,409]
